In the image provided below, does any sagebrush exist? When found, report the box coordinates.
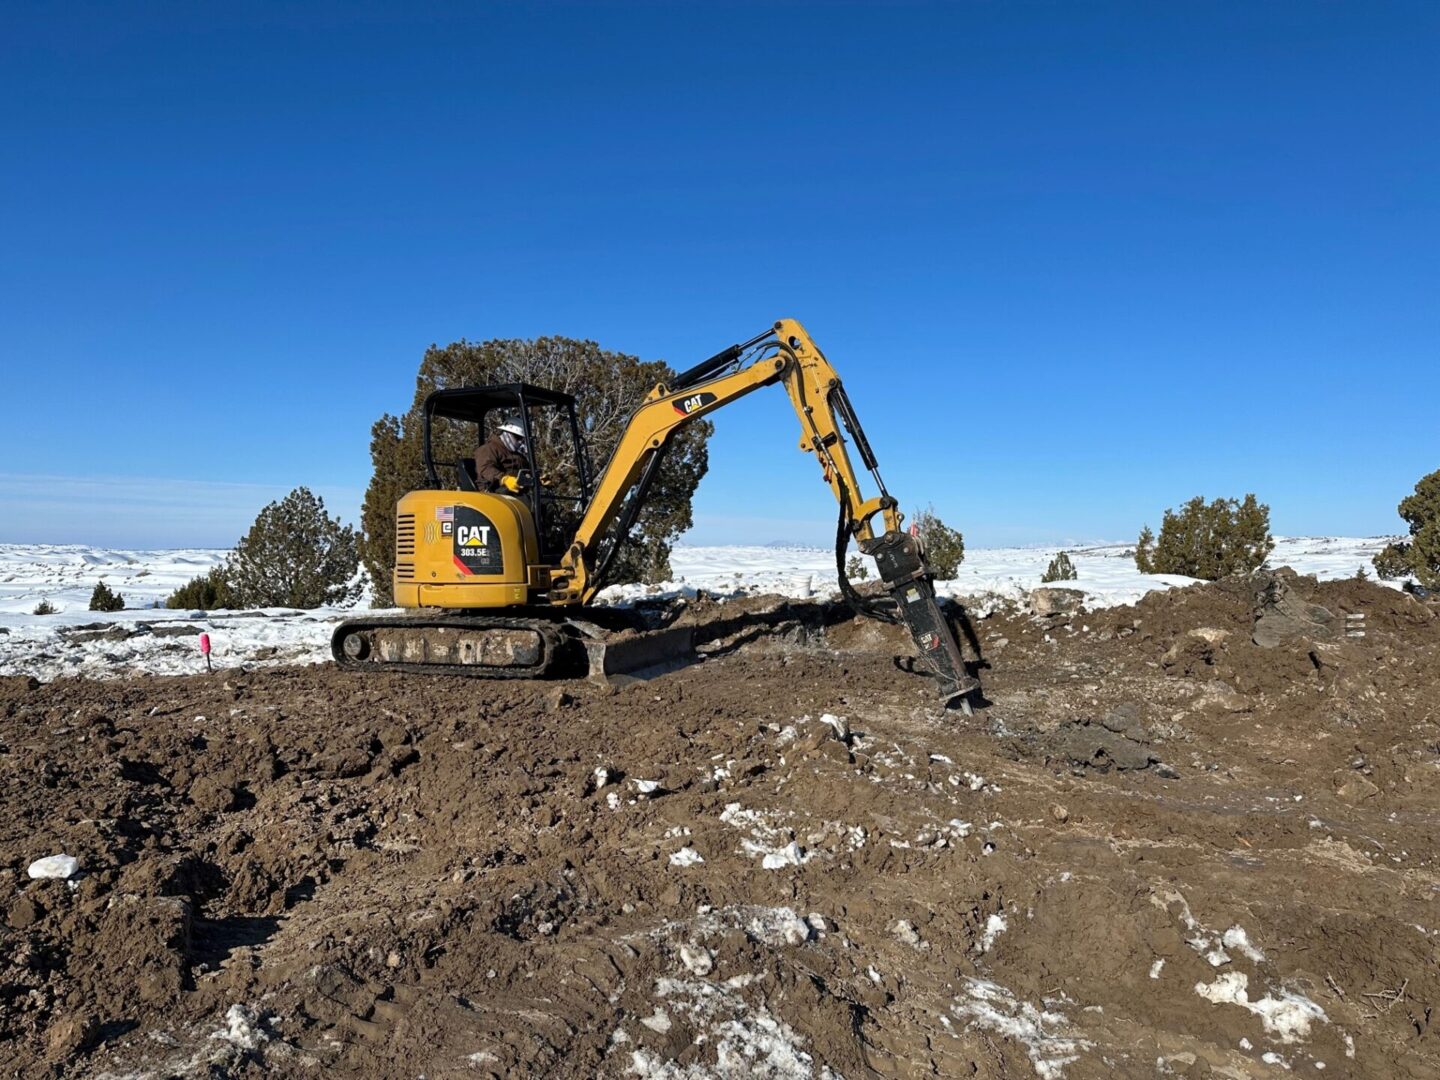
[1134,495,1273,580]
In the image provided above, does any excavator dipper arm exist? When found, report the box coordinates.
[552,318,979,706]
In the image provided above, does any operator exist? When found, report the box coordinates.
[475,422,530,494]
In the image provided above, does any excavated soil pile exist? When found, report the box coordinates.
[2,574,1439,1079]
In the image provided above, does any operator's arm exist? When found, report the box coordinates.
[474,441,519,491]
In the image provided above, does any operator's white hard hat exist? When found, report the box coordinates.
[498,422,525,437]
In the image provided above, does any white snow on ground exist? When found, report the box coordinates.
[627,977,836,1080]
[0,537,1398,680]
[603,537,1397,610]
[1193,972,1328,1044]
[951,978,1093,1079]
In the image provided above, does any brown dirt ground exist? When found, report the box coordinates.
[2,574,1439,1079]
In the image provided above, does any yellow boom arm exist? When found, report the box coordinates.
[551,318,976,703]
[552,318,893,601]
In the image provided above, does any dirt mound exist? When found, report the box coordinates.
[3,581,1439,1077]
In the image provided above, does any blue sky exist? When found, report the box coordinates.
[2,1,1436,549]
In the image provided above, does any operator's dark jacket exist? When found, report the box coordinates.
[474,435,527,492]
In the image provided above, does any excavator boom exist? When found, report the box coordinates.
[550,319,977,704]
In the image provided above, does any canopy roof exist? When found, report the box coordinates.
[423,383,576,424]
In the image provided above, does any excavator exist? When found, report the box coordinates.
[333,319,981,708]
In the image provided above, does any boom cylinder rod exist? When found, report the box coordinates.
[671,329,774,391]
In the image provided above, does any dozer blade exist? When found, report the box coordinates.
[570,622,696,687]
[869,532,981,710]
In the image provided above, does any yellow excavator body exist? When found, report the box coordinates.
[390,489,546,609]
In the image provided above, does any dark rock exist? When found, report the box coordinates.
[64,626,132,644]
[1253,570,1338,648]
[1100,703,1146,741]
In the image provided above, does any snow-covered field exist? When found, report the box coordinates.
[0,537,1397,681]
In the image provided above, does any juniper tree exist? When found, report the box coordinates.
[224,487,361,609]
[166,567,232,610]
[1372,468,1440,588]
[360,336,711,605]
[1134,495,1273,580]
[913,506,965,579]
[88,581,125,612]
[1042,551,1077,583]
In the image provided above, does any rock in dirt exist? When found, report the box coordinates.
[1161,629,1229,676]
[1253,570,1338,648]
[891,920,923,947]
[1334,772,1380,803]
[1031,587,1085,616]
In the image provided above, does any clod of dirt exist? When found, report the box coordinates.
[1049,713,1159,773]
[46,1013,99,1062]
[7,895,44,929]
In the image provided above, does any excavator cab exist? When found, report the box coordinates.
[421,384,594,563]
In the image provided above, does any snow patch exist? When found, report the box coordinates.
[978,913,1007,953]
[669,846,705,868]
[1194,972,1328,1043]
[211,1004,267,1050]
[952,978,1093,1079]
[626,976,833,1079]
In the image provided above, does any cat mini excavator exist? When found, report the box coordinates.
[333,319,981,707]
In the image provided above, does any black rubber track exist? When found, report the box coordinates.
[330,615,570,679]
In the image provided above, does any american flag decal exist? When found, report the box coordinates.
[435,506,454,522]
